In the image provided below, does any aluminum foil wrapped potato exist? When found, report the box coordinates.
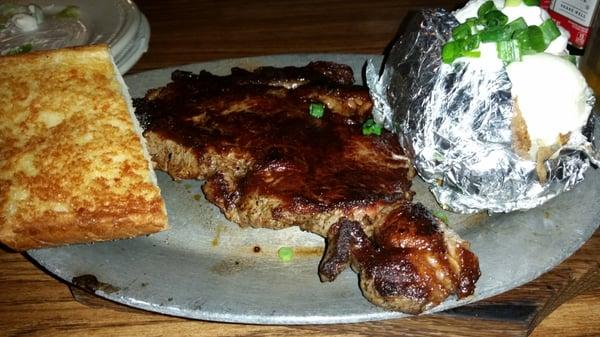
[367,0,599,213]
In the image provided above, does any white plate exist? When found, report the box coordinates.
[113,13,149,74]
[4,0,147,73]
[27,54,600,325]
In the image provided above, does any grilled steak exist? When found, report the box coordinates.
[134,62,480,313]
[135,63,414,235]
[319,203,479,314]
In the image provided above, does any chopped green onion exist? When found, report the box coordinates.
[525,25,548,52]
[4,44,32,56]
[278,246,294,262]
[441,1,561,64]
[506,17,528,35]
[452,22,472,40]
[308,102,325,118]
[465,17,485,30]
[513,26,547,54]
[512,28,531,49]
[477,1,496,18]
[432,210,449,224]
[497,39,521,63]
[463,34,481,51]
[483,10,509,27]
[442,40,461,63]
[462,50,481,58]
[479,26,512,42]
[57,5,80,18]
[505,0,522,6]
[465,17,480,26]
[441,34,480,63]
[362,118,382,136]
[540,18,561,44]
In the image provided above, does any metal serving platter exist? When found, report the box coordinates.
[27,54,600,325]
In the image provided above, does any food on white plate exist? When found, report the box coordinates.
[134,62,480,314]
[0,3,85,56]
[0,45,168,251]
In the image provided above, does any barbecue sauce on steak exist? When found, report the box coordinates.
[136,63,414,225]
[319,203,480,314]
[134,61,480,314]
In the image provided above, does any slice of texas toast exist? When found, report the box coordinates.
[0,45,168,251]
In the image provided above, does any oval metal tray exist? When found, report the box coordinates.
[27,54,600,325]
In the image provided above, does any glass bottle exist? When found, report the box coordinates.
[580,4,600,95]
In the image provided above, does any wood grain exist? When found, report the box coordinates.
[1,1,599,336]
[1,231,598,337]
[132,0,463,71]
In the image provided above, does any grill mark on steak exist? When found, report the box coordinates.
[134,61,480,313]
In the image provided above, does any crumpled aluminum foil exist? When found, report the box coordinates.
[366,8,600,213]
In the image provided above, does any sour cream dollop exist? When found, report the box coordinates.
[507,53,592,150]
[452,0,592,159]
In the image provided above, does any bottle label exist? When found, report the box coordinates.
[551,0,597,26]
[542,0,599,48]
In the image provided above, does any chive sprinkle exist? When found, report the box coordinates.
[432,210,450,224]
[278,247,294,262]
[309,102,325,118]
[441,1,562,64]
[362,118,383,136]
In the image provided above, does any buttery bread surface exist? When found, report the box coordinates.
[0,45,167,250]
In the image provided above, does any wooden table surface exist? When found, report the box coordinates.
[1,1,599,336]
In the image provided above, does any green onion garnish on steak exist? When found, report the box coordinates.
[362,118,382,136]
[309,102,325,118]
[431,210,449,224]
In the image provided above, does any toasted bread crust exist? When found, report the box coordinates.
[0,45,167,250]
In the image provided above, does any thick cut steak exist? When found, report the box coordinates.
[134,62,480,313]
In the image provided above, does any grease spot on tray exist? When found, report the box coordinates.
[211,224,227,247]
[210,258,256,276]
[72,274,120,294]
[293,246,324,257]
[230,244,324,259]
[454,211,488,229]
